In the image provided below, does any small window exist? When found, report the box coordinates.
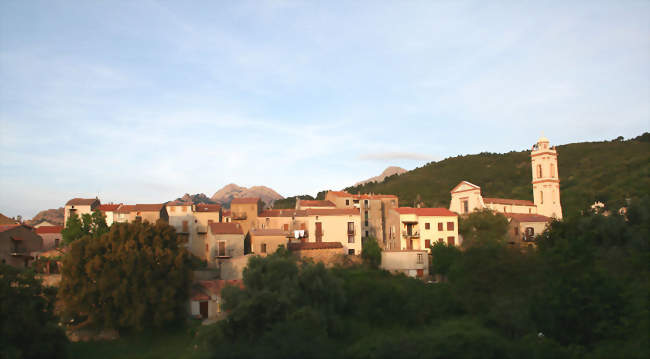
[537,164,542,178]
[54,238,60,248]
[346,199,350,206]
[364,199,369,206]
[261,243,267,253]
[514,227,519,236]
[365,230,369,237]
[462,200,469,214]
[447,222,454,231]
[425,223,430,230]
[425,239,431,248]
[348,235,354,243]
[348,249,355,255]
[540,191,544,204]
[417,253,423,264]
[438,223,443,231]
[182,221,188,233]
[447,236,455,246]
[182,206,187,212]
[347,222,354,233]
[170,206,176,213]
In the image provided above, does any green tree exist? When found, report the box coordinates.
[0,264,68,359]
[459,209,509,248]
[430,241,461,280]
[61,210,109,245]
[361,236,381,269]
[59,220,192,331]
[61,213,84,245]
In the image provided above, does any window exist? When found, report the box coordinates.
[425,223,430,230]
[54,238,59,248]
[365,230,369,237]
[537,164,542,178]
[417,253,423,264]
[347,222,354,233]
[348,235,354,243]
[525,227,534,236]
[540,191,544,204]
[364,210,368,221]
[182,220,188,233]
[447,222,454,231]
[261,243,267,253]
[438,223,443,231]
[462,200,469,214]
[182,206,187,212]
[514,227,519,236]
[550,164,555,178]
[283,223,289,231]
[346,199,350,206]
[447,236,455,246]
[170,206,176,213]
[425,239,431,248]
[364,199,369,206]
[218,241,226,257]
[348,249,355,255]
[365,220,369,227]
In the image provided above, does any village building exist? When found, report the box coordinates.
[229,197,261,234]
[64,197,100,225]
[0,224,43,268]
[324,191,399,249]
[257,209,309,238]
[166,201,195,253]
[287,242,346,265]
[114,204,169,224]
[302,208,362,255]
[206,222,245,266]
[33,220,57,228]
[381,250,429,278]
[506,213,551,248]
[449,136,563,220]
[189,279,244,320]
[295,199,336,210]
[249,228,288,256]
[386,207,460,251]
[35,225,63,250]
[191,204,222,260]
[96,203,121,226]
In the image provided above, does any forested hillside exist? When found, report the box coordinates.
[345,133,650,217]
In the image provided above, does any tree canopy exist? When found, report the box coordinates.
[61,210,109,245]
[59,220,192,331]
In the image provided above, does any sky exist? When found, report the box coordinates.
[1,1,648,218]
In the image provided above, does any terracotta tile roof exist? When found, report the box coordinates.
[66,198,99,206]
[222,210,231,216]
[230,197,260,204]
[209,222,244,235]
[299,200,335,207]
[305,208,360,216]
[250,228,288,236]
[327,191,397,200]
[506,213,552,223]
[35,226,63,234]
[132,204,166,212]
[327,191,353,197]
[195,204,221,212]
[288,242,343,250]
[116,205,135,214]
[483,197,535,206]
[0,224,21,233]
[97,204,121,212]
[393,207,457,217]
[259,209,307,217]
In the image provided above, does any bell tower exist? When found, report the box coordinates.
[531,136,563,219]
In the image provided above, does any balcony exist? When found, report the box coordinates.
[196,224,208,234]
[231,212,247,220]
[402,230,420,239]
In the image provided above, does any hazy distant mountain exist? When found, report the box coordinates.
[173,193,217,204]
[26,207,64,226]
[211,184,284,208]
[355,166,407,186]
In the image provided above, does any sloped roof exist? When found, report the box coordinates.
[35,226,63,234]
[231,197,260,204]
[209,222,243,235]
[0,213,18,225]
[97,204,121,212]
[450,181,481,193]
[167,201,193,207]
[506,213,552,223]
[483,198,535,206]
[288,242,343,250]
[393,207,457,217]
[0,224,21,233]
[133,204,165,212]
[66,198,99,206]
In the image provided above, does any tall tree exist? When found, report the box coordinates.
[59,220,192,331]
[361,236,381,269]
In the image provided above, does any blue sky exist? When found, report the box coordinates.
[1,1,648,218]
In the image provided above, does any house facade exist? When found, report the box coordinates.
[386,207,459,251]
[229,198,260,234]
[35,225,63,250]
[206,222,245,267]
[249,228,288,256]
[189,279,244,320]
[192,204,222,260]
[64,198,100,225]
[0,224,43,268]
[96,204,121,226]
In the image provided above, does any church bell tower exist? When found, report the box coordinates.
[531,136,563,219]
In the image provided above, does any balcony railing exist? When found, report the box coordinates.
[231,213,247,220]
[402,231,420,239]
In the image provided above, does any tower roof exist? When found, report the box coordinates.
[538,135,550,143]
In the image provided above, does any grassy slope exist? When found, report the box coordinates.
[344,135,650,217]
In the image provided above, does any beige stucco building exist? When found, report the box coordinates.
[64,198,100,225]
[249,228,288,256]
[230,198,260,235]
[97,204,121,226]
[324,191,399,249]
[449,136,563,220]
[386,207,459,251]
[0,224,43,268]
[206,222,245,268]
[114,204,169,224]
[381,250,429,278]
[166,201,195,253]
[192,204,222,260]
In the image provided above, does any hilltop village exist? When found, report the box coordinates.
[1,137,562,320]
